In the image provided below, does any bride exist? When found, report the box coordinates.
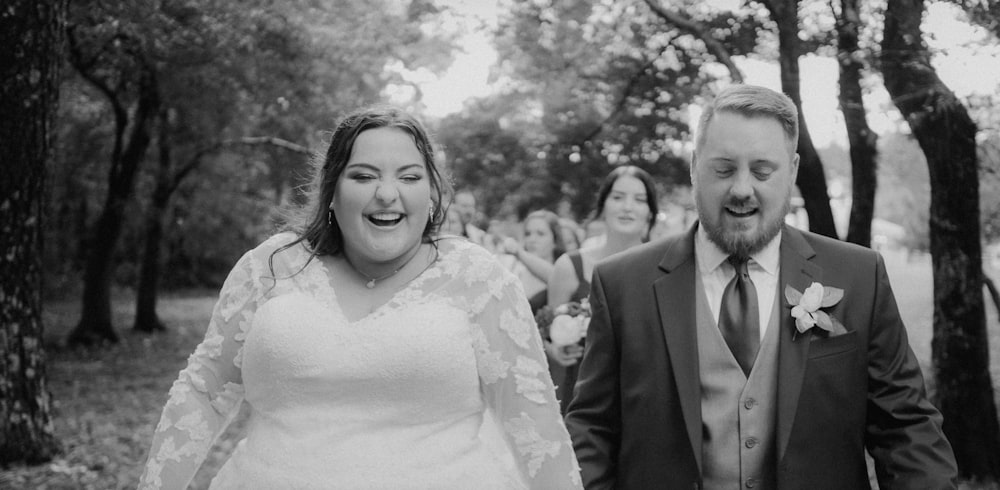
[138,105,581,489]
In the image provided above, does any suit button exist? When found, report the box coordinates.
[745,437,759,448]
[745,477,757,488]
[744,398,756,409]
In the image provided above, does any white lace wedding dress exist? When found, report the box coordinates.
[138,234,581,489]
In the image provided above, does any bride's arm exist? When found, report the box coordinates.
[137,249,261,489]
[463,247,583,490]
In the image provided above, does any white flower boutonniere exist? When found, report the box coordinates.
[785,282,847,338]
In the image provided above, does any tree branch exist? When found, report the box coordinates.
[67,26,124,120]
[576,54,662,145]
[642,0,744,82]
[171,136,311,193]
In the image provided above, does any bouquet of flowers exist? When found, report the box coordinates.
[535,298,592,349]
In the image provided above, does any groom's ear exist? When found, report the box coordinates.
[789,152,800,182]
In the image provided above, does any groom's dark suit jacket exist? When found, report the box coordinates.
[565,224,957,489]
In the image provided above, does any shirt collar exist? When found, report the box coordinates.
[695,223,782,276]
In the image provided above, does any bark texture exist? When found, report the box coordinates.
[0,0,66,464]
[883,0,1000,481]
[835,0,878,247]
[66,30,161,345]
[760,0,838,239]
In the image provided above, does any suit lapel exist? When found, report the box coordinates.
[653,225,702,472]
[776,226,822,460]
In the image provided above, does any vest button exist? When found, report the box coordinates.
[745,477,758,488]
[745,437,759,448]
[744,398,756,409]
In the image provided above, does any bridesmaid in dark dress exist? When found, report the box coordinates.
[546,166,660,413]
[498,210,567,314]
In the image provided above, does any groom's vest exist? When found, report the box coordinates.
[695,273,781,489]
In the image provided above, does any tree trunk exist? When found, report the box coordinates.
[132,134,309,333]
[882,0,1000,481]
[762,0,838,239]
[134,110,171,333]
[67,67,160,346]
[985,274,1000,320]
[836,0,878,247]
[0,0,65,464]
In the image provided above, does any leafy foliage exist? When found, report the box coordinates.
[45,0,457,294]
[438,0,766,219]
[436,94,541,219]
[944,0,1000,38]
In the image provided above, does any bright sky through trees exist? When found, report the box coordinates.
[388,1,999,147]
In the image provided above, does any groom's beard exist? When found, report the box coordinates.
[698,194,791,259]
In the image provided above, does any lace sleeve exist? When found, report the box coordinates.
[138,249,261,489]
[465,249,583,489]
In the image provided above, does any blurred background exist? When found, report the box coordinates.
[2,0,999,487]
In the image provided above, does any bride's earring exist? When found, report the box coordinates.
[328,209,334,227]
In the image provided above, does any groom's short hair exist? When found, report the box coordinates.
[695,84,799,157]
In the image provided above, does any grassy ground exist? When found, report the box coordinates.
[0,250,997,489]
[0,292,247,490]
[882,249,1000,411]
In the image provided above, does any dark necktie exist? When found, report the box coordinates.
[719,256,760,376]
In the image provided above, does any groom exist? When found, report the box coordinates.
[564,84,957,489]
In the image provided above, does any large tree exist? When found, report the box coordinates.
[64,0,456,341]
[127,1,318,332]
[833,0,879,247]
[882,0,1000,481]
[0,0,66,464]
[134,134,310,332]
[758,0,838,238]
[65,0,164,345]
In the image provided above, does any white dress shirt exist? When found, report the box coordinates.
[695,226,781,340]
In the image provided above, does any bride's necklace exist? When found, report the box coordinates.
[345,246,423,289]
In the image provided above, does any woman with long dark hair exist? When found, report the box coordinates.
[545,165,659,413]
[139,105,581,489]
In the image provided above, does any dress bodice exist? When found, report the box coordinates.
[138,234,581,489]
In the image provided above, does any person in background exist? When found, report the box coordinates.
[565,84,956,489]
[139,105,581,489]
[546,165,659,414]
[559,218,583,253]
[453,189,486,245]
[580,217,606,249]
[500,210,567,314]
[441,205,468,238]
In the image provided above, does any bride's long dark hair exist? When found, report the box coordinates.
[271,105,450,275]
